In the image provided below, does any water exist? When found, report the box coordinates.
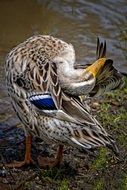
[0,0,127,126]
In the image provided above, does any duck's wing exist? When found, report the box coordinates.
[28,61,96,125]
[28,61,118,155]
[61,95,118,155]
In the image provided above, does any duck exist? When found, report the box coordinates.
[5,35,124,168]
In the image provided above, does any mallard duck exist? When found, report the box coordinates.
[5,35,124,168]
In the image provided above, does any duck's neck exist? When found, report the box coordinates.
[57,61,95,96]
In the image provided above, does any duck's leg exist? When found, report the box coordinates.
[24,135,34,164]
[2,135,34,168]
[37,144,64,168]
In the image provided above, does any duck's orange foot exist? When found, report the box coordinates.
[1,157,35,168]
[37,156,60,168]
[37,144,64,168]
[0,135,34,168]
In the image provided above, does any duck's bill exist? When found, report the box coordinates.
[86,58,107,77]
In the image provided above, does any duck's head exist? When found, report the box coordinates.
[54,56,107,96]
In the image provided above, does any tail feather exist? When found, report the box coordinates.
[96,37,106,59]
[90,38,125,96]
[90,59,125,97]
[70,124,119,156]
[75,38,124,97]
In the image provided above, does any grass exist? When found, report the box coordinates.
[121,174,127,190]
[91,148,107,171]
[93,179,104,190]
[57,180,70,190]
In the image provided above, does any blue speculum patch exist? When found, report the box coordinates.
[29,94,57,110]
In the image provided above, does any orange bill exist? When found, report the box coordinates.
[86,58,106,77]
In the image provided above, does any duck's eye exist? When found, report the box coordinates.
[16,78,24,87]
[15,76,30,90]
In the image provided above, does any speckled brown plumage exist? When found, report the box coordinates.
[5,35,124,167]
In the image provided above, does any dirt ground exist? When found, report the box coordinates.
[0,83,127,190]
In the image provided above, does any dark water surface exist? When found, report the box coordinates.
[0,0,127,126]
